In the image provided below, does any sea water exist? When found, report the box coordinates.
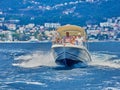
[0,41,120,90]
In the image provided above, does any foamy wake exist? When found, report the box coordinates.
[12,51,56,68]
[13,51,120,69]
[89,53,120,68]
[6,81,47,87]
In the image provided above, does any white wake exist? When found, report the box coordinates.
[13,51,120,69]
[89,52,120,68]
[13,51,56,68]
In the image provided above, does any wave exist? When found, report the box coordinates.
[13,51,56,68]
[12,50,120,68]
[6,81,47,86]
[89,52,120,68]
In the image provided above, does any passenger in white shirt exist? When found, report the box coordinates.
[75,33,84,46]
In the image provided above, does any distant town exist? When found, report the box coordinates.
[0,16,120,42]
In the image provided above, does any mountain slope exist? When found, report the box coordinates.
[0,0,120,25]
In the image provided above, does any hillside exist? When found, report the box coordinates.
[0,0,120,26]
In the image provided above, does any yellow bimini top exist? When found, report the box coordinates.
[57,25,86,39]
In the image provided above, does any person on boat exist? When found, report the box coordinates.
[63,32,72,44]
[52,31,61,44]
[75,33,84,46]
[70,35,77,45]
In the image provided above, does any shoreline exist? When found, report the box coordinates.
[0,40,51,43]
[87,40,120,43]
[0,40,119,43]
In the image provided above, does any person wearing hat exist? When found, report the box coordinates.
[75,33,84,46]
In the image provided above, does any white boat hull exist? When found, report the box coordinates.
[52,44,92,67]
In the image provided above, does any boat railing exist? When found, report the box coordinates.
[52,35,87,47]
[52,41,87,47]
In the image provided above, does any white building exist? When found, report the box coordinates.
[86,0,94,2]
[44,23,61,28]
[7,31,13,41]
[100,22,109,27]
[7,24,16,30]
[26,23,35,28]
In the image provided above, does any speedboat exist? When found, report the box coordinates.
[52,44,91,67]
[51,25,92,67]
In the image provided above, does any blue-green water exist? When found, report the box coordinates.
[0,42,120,90]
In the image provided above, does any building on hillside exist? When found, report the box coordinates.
[44,23,61,29]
